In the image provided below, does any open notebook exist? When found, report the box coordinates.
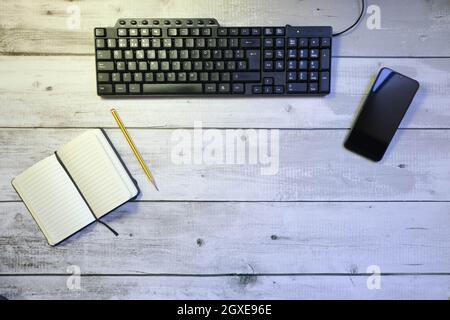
[12,129,139,246]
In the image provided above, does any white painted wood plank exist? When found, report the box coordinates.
[0,56,448,128]
[0,275,448,299]
[0,0,448,56]
[1,129,450,201]
[1,202,449,274]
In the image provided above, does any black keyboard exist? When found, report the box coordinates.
[94,18,332,96]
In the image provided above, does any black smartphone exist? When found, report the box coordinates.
[344,67,420,161]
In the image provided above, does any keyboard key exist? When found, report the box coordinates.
[232,72,260,82]
[310,38,319,47]
[134,73,143,82]
[143,84,202,94]
[287,83,307,93]
[218,38,228,48]
[98,84,113,94]
[112,73,121,82]
[118,39,127,48]
[299,60,308,70]
[217,28,227,36]
[287,72,296,81]
[320,49,330,70]
[298,38,308,48]
[221,72,230,81]
[95,28,105,37]
[123,73,131,82]
[95,39,105,48]
[240,38,261,48]
[204,83,217,93]
[210,72,219,81]
[288,60,297,70]
[288,49,296,59]
[115,84,127,93]
[251,28,261,36]
[321,37,331,47]
[309,82,318,93]
[229,38,239,47]
[239,28,250,36]
[275,27,285,36]
[263,77,274,85]
[275,50,284,59]
[97,73,109,82]
[275,60,284,71]
[201,28,211,36]
[263,86,273,94]
[299,49,308,59]
[232,83,245,93]
[237,61,247,70]
[288,38,297,47]
[229,28,238,36]
[264,50,273,59]
[218,83,230,93]
[252,85,262,94]
[275,38,284,48]
[246,50,260,70]
[189,72,198,81]
[264,27,273,35]
[274,86,284,94]
[320,71,330,93]
[166,72,176,82]
[298,71,307,81]
[149,61,159,71]
[310,60,319,70]
[264,61,273,71]
[263,39,273,48]
[96,50,111,60]
[107,39,116,48]
[97,61,114,71]
[129,84,141,93]
[310,49,319,59]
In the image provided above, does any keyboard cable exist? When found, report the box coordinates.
[332,0,365,37]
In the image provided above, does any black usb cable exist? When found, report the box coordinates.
[332,0,365,37]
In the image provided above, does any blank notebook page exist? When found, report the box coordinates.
[12,155,95,245]
[57,130,137,218]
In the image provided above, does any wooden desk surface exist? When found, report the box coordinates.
[0,0,449,299]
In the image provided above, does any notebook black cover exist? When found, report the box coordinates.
[12,128,140,246]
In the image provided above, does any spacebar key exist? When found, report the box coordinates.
[143,84,202,94]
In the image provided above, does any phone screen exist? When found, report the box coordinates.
[344,68,419,161]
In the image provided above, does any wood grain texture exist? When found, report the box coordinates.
[0,0,449,56]
[1,0,449,300]
[0,56,448,128]
[1,275,449,300]
[1,129,450,202]
[1,201,449,274]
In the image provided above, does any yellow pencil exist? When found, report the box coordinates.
[110,108,159,191]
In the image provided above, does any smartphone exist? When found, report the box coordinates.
[344,67,420,161]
